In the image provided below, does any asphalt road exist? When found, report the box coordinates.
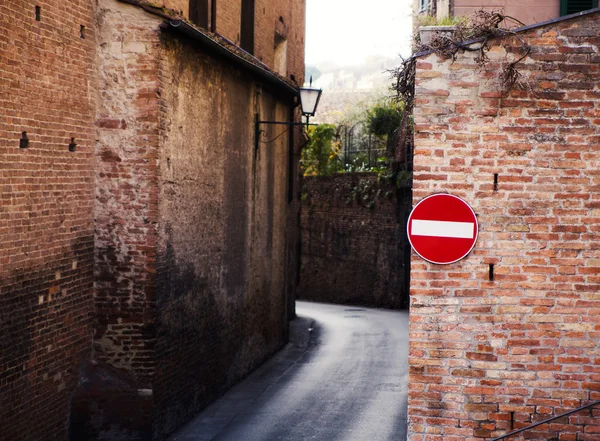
[170,301,409,441]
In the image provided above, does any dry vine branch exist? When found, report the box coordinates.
[386,10,533,170]
[420,10,529,64]
[388,57,416,172]
[392,9,532,107]
[390,57,416,112]
[500,42,532,92]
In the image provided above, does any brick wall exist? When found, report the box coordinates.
[299,173,410,309]
[0,1,97,440]
[0,0,304,438]
[94,0,161,382]
[254,0,306,81]
[409,11,600,440]
[69,361,153,441]
[216,0,241,43]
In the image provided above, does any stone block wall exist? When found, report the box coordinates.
[299,173,410,309]
[0,1,97,440]
[409,11,600,440]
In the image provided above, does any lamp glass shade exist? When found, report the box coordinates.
[299,86,322,117]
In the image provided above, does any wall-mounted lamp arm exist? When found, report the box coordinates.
[255,116,318,151]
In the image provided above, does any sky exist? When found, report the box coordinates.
[305,0,413,68]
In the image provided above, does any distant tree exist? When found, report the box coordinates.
[366,100,403,138]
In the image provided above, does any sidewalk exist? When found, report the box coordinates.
[168,316,315,441]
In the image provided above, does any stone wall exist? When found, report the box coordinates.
[409,11,600,440]
[299,173,410,310]
[0,1,97,440]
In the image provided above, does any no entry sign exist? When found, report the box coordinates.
[407,194,478,264]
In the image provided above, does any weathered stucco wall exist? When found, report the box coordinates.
[299,173,410,309]
[453,0,559,25]
[0,1,97,440]
[153,31,293,437]
[410,11,600,440]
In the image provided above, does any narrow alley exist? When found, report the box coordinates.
[169,301,409,441]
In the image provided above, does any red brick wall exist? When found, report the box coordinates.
[216,0,242,43]
[254,0,305,82]
[410,11,600,440]
[0,0,303,438]
[299,173,410,309]
[0,1,97,440]
[94,0,162,382]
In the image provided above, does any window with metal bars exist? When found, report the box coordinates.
[560,0,598,16]
[418,0,432,13]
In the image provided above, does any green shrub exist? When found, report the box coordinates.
[301,124,342,176]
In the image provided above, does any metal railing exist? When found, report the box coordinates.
[337,123,387,171]
[489,400,600,440]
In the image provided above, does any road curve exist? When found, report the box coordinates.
[171,301,409,441]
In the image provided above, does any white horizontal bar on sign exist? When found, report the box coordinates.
[411,219,474,239]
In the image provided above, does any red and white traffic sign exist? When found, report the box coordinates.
[407,193,478,265]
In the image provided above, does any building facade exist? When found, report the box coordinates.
[413,0,598,25]
[0,0,305,440]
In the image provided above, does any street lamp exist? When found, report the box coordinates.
[298,80,323,128]
[255,78,322,151]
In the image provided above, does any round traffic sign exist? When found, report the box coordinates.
[407,193,478,264]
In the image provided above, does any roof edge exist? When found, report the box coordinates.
[513,6,600,33]
[117,0,299,97]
